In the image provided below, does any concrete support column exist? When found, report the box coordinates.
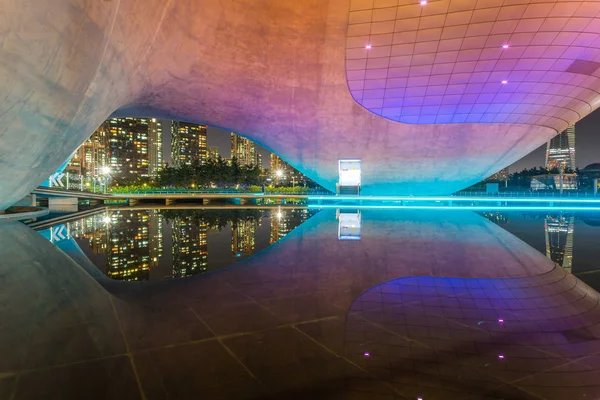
[203,199,211,205]
[166,199,176,206]
[129,199,139,206]
[13,194,37,208]
[48,197,78,212]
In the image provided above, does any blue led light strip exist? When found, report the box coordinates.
[307,204,600,211]
[307,195,600,203]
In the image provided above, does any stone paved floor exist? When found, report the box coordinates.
[1,210,599,399]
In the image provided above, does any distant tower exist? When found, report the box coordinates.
[171,121,208,167]
[544,214,575,272]
[231,133,257,166]
[148,119,163,177]
[546,124,576,171]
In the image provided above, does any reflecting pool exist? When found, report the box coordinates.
[479,210,600,291]
[2,207,600,399]
[38,207,317,281]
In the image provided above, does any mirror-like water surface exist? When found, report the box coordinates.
[479,211,600,290]
[38,207,600,291]
[39,207,317,281]
[6,208,600,399]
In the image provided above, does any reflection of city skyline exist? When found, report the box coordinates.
[172,217,208,278]
[232,218,257,257]
[57,209,316,281]
[482,212,575,272]
[270,208,313,244]
[545,215,574,272]
[106,211,151,281]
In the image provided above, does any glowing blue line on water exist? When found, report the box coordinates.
[307,204,600,211]
[307,195,600,203]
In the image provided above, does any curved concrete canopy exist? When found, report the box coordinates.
[5,0,600,208]
[347,1,600,129]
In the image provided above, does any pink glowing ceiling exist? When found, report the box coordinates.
[346,0,600,131]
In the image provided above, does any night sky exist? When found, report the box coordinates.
[510,108,600,172]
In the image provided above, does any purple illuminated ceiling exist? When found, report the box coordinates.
[346,0,600,130]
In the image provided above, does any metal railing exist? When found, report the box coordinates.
[110,189,333,196]
[454,190,598,198]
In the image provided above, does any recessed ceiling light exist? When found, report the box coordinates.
[502,44,509,49]
[365,44,372,49]
[501,80,508,84]
[420,0,427,5]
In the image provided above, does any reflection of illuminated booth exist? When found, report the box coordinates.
[338,159,361,195]
[337,210,361,240]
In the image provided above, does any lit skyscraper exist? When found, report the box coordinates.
[148,119,163,177]
[64,151,83,176]
[231,133,259,166]
[270,153,310,186]
[171,121,207,167]
[270,154,290,174]
[207,146,220,162]
[485,167,508,183]
[65,128,108,178]
[66,118,159,182]
[546,124,576,171]
[104,118,151,180]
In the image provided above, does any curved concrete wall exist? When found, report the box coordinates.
[0,0,562,209]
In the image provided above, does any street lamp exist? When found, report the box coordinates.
[275,169,284,186]
[100,166,111,194]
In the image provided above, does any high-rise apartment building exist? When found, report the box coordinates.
[66,118,161,181]
[65,128,108,178]
[171,121,207,167]
[104,118,151,180]
[270,154,291,174]
[207,146,220,162]
[64,151,83,176]
[269,154,310,186]
[546,124,576,171]
[231,133,259,166]
[148,119,163,177]
[486,167,509,183]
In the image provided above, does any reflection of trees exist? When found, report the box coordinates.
[159,209,264,231]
